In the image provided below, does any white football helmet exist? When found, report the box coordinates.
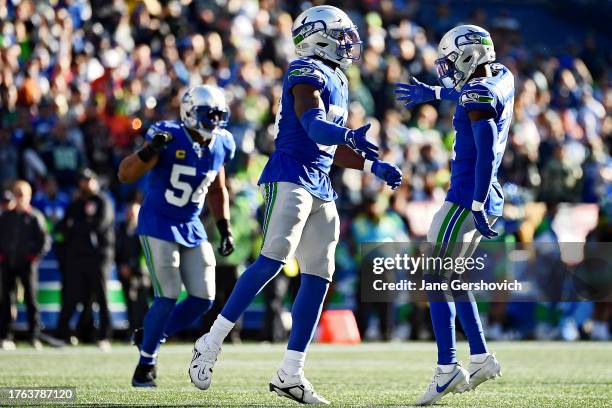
[435,25,496,91]
[292,5,362,69]
[180,85,229,140]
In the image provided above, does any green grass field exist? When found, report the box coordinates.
[1,341,611,407]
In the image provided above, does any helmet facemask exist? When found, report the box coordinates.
[331,26,363,65]
[435,50,480,91]
[191,106,229,140]
[435,51,462,90]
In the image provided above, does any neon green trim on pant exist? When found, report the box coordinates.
[449,208,470,244]
[262,182,278,245]
[433,203,459,258]
[436,203,459,244]
[261,183,270,242]
[439,208,470,260]
[141,236,163,297]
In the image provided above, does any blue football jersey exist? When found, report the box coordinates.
[137,120,235,247]
[258,57,349,201]
[446,63,514,217]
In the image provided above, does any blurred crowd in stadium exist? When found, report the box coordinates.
[0,0,610,349]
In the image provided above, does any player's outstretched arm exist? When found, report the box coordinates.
[207,166,234,256]
[118,131,173,183]
[394,78,459,108]
[469,109,499,239]
[333,146,403,190]
[293,84,379,160]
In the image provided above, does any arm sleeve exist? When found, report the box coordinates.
[471,118,498,204]
[440,88,460,101]
[299,108,349,146]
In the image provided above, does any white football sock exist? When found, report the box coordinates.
[281,349,306,376]
[438,363,456,373]
[470,353,490,364]
[206,314,235,349]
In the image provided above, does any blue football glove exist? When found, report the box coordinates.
[471,209,499,239]
[346,123,379,160]
[394,78,437,108]
[371,160,403,190]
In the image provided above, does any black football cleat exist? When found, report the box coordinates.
[132,364,157,388]
[131,328,162,379]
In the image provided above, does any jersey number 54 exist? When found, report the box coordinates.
[165,164,217,208]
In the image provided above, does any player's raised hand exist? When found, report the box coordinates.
[346,123,379,160]
[135,130,175,163]
[371,160,403,190]
[394,78,437,108]
[150,131,175,151]
[471,208,499,239]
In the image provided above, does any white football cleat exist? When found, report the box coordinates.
[458,354,502,392]
[189,334,221,390]
[269,369,330,405]
[415,363,469,406]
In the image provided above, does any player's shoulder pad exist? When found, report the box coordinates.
[286,57,327,91]
[459,80,498,114]
[145,120,182,141]
[217,129,236,163]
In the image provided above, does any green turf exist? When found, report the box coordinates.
[1,342,611,407]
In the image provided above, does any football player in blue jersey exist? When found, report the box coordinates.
[189,5,402,404]
[118,85,236,387]
[395,25,512,405]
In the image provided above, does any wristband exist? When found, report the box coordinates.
[364,159,375,173]
[471,200,485,211]
[434,86,442,100]
[137,145,158,163]
[216,219,231,237]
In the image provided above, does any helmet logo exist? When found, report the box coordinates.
[293,20,326,45]
[455,31,493,48]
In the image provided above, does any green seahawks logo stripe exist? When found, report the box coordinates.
[293,34,304,45]
[460,91,494,105]
[288,66,324,81]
